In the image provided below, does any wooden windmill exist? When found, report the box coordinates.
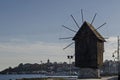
[60,10,106,69]
[73,21,105,68]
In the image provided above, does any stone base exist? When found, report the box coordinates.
[78,68,101,79]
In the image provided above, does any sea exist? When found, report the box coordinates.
[0,74,46,80]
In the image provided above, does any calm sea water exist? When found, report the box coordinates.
[0,74,45,80]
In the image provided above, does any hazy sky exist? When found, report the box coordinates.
[0,0,120,71]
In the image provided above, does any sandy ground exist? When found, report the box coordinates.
[45,76,118,80]
[77,76,118,80]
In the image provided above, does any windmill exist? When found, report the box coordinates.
[60,10,107,78]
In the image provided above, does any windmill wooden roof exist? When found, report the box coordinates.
[73,21,105,42]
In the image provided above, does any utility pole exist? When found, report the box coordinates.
[112,36,120,77]
[117,36,120,61]
[118,36,120,80]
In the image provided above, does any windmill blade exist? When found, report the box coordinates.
[63,42,74,50]
[59,37,73,40]
[62,25,76,32]
[91,13,97,25]
[81,9,84,23]
[96,22,106,30]
[70,15,80,28]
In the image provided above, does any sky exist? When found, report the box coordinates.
[0,0,120,71]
